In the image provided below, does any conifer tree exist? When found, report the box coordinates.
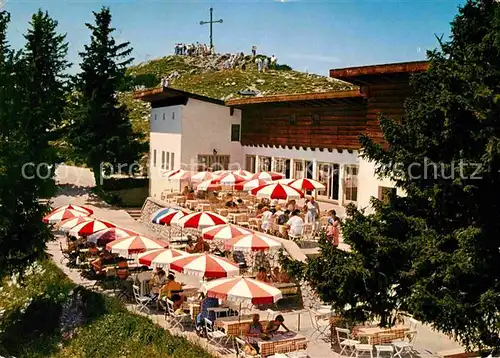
[70,7,145,186]
[291,0,500,349]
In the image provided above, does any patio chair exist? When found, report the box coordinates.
[392,330,417,358]
[374,344,394,358]
[235,337,261,358]
[308,309,331,341]
[336,327,360,357]
[355,343,374,358]
[286,339,309,358]
[302,223,314,240]
[204,318,228,349]
[132,284,152,314]
[166,299,191,331]
[288,227,303,242]
[59,242,71,264]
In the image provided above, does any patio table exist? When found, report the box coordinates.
[356,325,410,344]
[252,332,307,357]
[196,203,212,212]
[215,315,269,337]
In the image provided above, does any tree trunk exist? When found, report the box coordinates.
[92,164,101,187]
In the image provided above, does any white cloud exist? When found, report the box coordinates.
[287,54,341,63]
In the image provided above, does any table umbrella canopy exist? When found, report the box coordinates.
[213,173,247,186]
[68,219,116,237]
[196,179,222,192]
[87,227,140,244]
[231,169,253,178]
[201,276,283,304]
[288,178,326,191]
[250,183,304,200]
[168,169,194,180]
[276,178,295,185]
[202,223,252,240]
[250,171,284,181]
[106,235,169,256]
[137,248,188,268]
[234,178,271,191]
[176,211,228,230]
[191,171,218,182]
[156,209,191,226]
[151,207,173,224]
[57,216,94,232]
[169,253,239,278]
[225,233,282,252]
[43,208,90,224]
[52,204,93,215]
[213,170,230,176]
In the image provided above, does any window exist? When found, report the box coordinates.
[273,157,287,175]
[170,152,175,170]
[166,151,170,170]
[343,165,359,202]
[258,156,271,172]
[246,155,256,172]
[161,151,166,169]
[316,163,340,201]
[198,154,230,171]
[162,112,166,120]
[293,160,304,179]
[378,186,396,204]
[289,113,297,125]
[154,113,157,120]
[172,111,175,120]
[153,150,157,167]
[312,113,320,125]
[231,124,241,142]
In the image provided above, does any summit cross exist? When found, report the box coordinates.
[199,7,223,50]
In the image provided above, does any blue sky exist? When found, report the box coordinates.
[4,0,463,75]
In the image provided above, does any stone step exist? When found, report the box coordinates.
[125,208,142,220]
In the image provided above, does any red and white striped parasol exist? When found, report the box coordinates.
[175,211,228,230]
[201,223,252,240]
[168,169,193,180]
[234,178,271,191]
[87,227,140,244]
[213,173,247,186]
[288,178,326,191]
[106,235,169,256]
[157,209,191,226]
[213,170,230,176]
[231,169,253,178]
[52,204,93,215]
[169,253,239,278]
[43,208,90,224]
[191,171,218,182]
[57,216,94,232]
[225,233,282,252]
[137,248,188,268]
[250,183,304,200]
[68,219,116,237]
[250,171,284,181]
[276,178,295,185]
[196,179,222,192]
[201,276,282,304]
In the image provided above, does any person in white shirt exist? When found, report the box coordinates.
[260,207,273,232]
[286,210,303,238]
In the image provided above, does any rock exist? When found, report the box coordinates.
[256,79,265,84]
[231,82,236,85]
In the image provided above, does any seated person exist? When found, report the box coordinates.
[187,237,209,253]
[285,210,304,238]
[266,315,290,335]
[159,274,183,299]
[237,198,243,205]
[209,191,220,203]
[246,314,264,338]
[90,253,105,275]
[186,190,195,200]
[149,268,167,299]
[116,257,129,280]
[277,210,290,225]
[182,185,190,196]
[196,293,220,329]
[271,267,290,284]
[171,293,187,314]
[88,242,99,256]
[225,194,237,208]
[196,190,207,200]
[256,267,270,283]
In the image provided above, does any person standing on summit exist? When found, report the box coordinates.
[252,45,257,58]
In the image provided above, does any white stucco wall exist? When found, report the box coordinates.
[181,98,243,168]
[357,157,404,212]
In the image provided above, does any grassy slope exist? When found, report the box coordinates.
[0,260,214,358]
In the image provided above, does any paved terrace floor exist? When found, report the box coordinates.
[47,165,463,358]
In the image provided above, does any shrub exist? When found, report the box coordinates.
[102,177,148,191]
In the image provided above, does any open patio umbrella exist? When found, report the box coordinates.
[196,179,222,192]
[168,169,194,180]
[43,208,90,224]
[225,233,282,252]
[87,227,140,245]
[151,207,172,224]
[106,235,169,256]
[250,183,304,200]
[231,169,253,178]
[137,248,188,268]
[276,178,295,185]
[68,219,116,237]
[51,204,93,215]
[57,216,94,232]
[250,171,284,181]
[234,178,271,191]
[213,170,230,175]
[176,211,228,230]
[157,209,191,226]
[288,178,326,191]
[191,171,218,182]
[202,223,252,240]
[213,173,247,186]
[201,276,282,304]
[169,253,239,278]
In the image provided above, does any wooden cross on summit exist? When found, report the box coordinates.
[199,7,223,50]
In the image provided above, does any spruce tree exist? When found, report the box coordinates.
[70,7,145,186]
[295,0,500,349]
[0,10,52,275]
